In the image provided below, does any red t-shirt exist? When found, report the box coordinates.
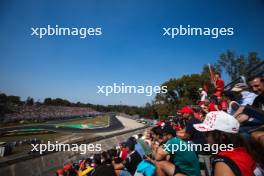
[214,79,225,97]
[217,147,256,176]
[208,103,218,111]
[120,148,128,160]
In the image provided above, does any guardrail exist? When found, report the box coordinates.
[224,61,264,90]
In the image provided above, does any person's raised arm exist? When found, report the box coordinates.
[214,162,235,176]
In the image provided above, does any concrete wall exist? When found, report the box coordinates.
[0,129,147,176]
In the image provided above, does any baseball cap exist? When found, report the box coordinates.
[178,106,194,114]
[231,83,248,92]
[193,111,239,133]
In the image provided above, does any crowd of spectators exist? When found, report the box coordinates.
[55,74,264,176]
[2,105,99,123]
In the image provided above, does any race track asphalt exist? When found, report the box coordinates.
[0,115,124,134]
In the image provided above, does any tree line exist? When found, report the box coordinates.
[0,50,263,119]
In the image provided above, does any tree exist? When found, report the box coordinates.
[26,97,34,105]
[154,73,212,117]
[44,98,52,105]
[216,50,263,81]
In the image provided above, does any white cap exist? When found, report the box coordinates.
[193,111,240,133]
[231,83,248,92]
[132,134,138,140]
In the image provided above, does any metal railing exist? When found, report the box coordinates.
[224,61,264,90]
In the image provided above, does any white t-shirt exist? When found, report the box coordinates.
[200,90,207,101]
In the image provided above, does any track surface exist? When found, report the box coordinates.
[0,115,124,134]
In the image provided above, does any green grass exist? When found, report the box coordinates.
[50,115,109,129]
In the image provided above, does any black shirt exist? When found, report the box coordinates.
[122,150,142,175]
[252,94,264,111]
[185,117,209,154]
[91,164,116,176]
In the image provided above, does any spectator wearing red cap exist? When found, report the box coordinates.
[176,106,194,138]
[179,106,208,155]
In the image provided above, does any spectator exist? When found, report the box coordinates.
[119,142,129,161]
[231,83,257,106]
[194,111,262,176]
[213,72,225,97]
[154,125,201,176]
[232,76,264,140]
[180,106,208,155]
[135,134,152,157]
[129,136,145,159]
[198,87,208,102]
[112,138,142,176]
[249,76,264,110]
[176,106,194,138]
[208,96,220,112]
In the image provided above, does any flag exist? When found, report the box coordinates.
[208,64,215,84]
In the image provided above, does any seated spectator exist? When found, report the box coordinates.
[153,124,201,176]
[119,142,129,161]
[176,106,194,138]
[63,163,77,176]
[180,106,209,155]
[91,152,116,176]
[135,134,152,157]
[78,159,94,176]
[208,96,221,112]
[232,77,264,140]
[249,76,264,110]
[194,111,263,176]
[231,83,257,106]
[112,138,142,176]
[223,91,241,115]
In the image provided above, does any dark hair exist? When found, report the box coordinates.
[248,75,264,82]
[151,126,163,136]
[215,72,221,77]
[207,130,264,165]
[126,139,135,151]
[191,105,202,113]
[138,133,143,139]
[162,125,176,137]
[206,130,245,147]
[210,95,219,104]
[101,151,111,165]
[107,148,118,159]
[93,153,102,166]
[223,91,242,102]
